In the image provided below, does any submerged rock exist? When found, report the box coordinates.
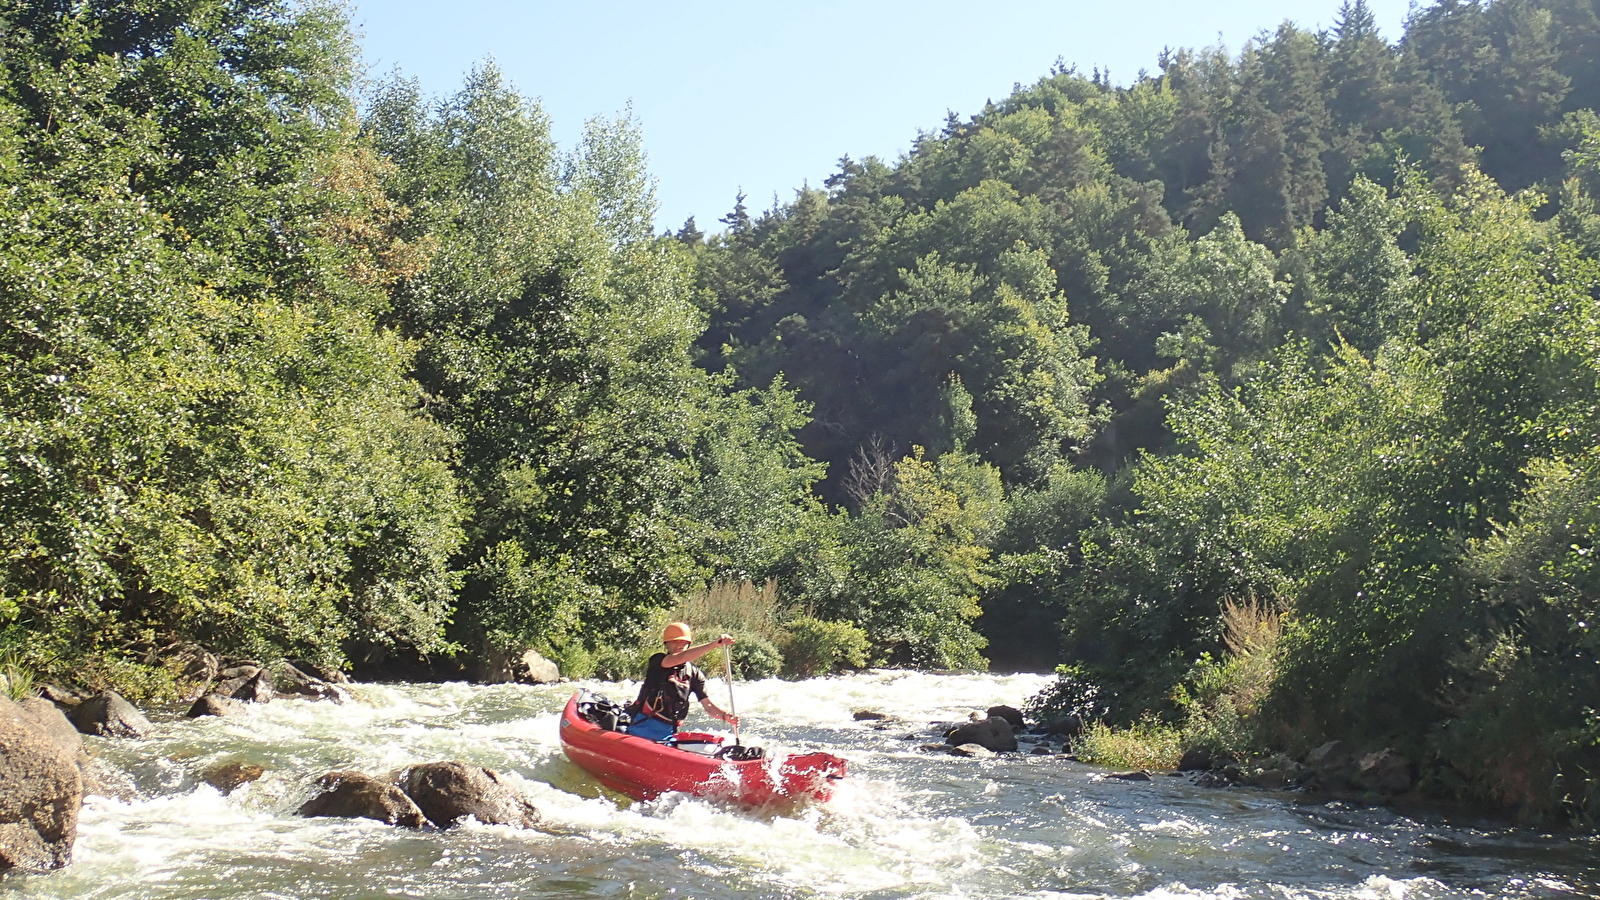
[854,709,901,731]
[1106,770,1153,782]
[0,697,81,871]
[300,771,425,828]
[949,743,996,759]
[204,762,267,794]
[69,692,152,739]
[401,761,539,828]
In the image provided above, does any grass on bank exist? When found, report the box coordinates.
[1067,595,1284,771]
[1072,718,1184,770]
[554,578,869,682]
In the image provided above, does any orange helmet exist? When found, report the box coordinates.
[661,622,692,643]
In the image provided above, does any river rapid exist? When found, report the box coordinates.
[4,671,1598,900]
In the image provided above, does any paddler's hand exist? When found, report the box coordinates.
[723,712,740,727]
[717,633,735,647]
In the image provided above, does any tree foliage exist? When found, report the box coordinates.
[0,0,462,691]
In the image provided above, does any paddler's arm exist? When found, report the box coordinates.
[660,633,734,668]
[700,696,739,727]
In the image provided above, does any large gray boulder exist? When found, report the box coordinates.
[518,650,561,685]
[16,699,98,796]
[211,665,274,703]
[986,705,1026,732]
[286,659,349,685]
[0,697,82,871]
[187,694,245,718]
[300,771,426,828]
[400,761,539,828]
[273,662,349,703]
[68,692,152,739]
[17,700,86,762]
[945,716,1018,753]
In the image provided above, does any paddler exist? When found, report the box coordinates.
[625,622,740,742]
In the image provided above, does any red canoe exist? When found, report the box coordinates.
[559,693,846,805]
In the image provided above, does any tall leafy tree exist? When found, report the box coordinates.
[0,0,463,690]
[363,68,711,661]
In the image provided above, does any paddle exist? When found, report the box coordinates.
[722,638,741,746]
[714,639,766,762]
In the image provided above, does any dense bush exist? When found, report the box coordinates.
[1071,718,1183,770]
[779,618,871,678]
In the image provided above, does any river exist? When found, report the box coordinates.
[3,671,1597,899]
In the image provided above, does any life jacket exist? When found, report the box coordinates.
[628,654,706,725]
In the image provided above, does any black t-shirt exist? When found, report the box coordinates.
[627,652,707,725]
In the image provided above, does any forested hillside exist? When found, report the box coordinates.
[2,0,1599,821]
[685,0,1600,819]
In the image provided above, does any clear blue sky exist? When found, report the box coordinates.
[350,0,1417,233]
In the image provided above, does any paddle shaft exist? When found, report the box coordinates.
[722,644,740,744]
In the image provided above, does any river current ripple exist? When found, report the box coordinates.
[3,670,1597,899]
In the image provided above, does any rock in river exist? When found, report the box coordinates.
[401,761,540,828]
[204,762,267,794]
[299,771,426,828]
[68,691,152,739]
[946,716,1018,753]
[187,694,246,718]
[0,696,82,871]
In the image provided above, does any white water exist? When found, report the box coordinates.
[4,671,1597,899]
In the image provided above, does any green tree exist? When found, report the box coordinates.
[824,448,1003,668]
[0,0,463,690]
[364,67,711,659]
